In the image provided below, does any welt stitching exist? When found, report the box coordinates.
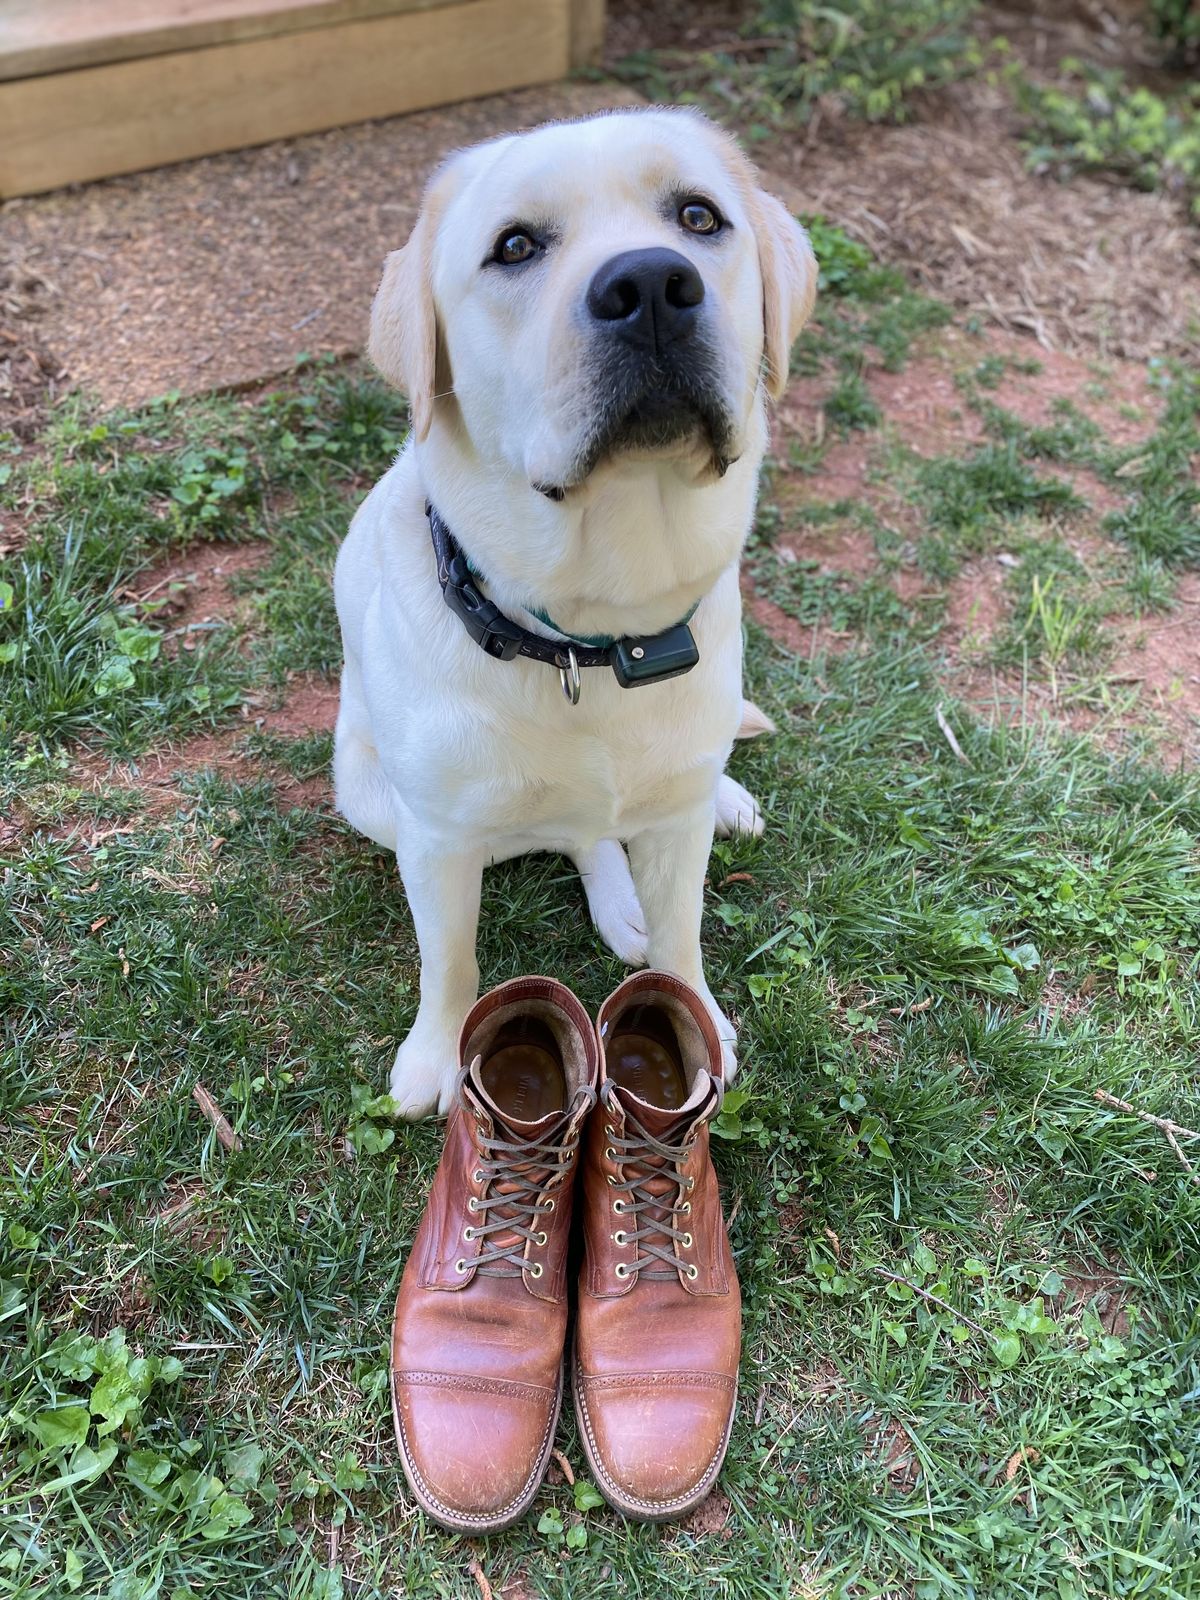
[575,1359,732,1515]
[394,1375,558,1525]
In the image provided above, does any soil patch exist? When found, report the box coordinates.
[1106,573,1200,764]
[130,539,272,654]
[61,672,339,832]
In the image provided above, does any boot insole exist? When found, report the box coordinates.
[479,1017,566,1123]
[608,1004,687,1110]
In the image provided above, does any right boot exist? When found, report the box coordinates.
[390,977,598,1532]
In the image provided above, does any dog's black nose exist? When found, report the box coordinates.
[586,248,704,353]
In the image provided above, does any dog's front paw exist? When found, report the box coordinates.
[389,1032,460,1119]
[714,1010,739,1085]
[691,981,739,1085]
[715,774,765,839]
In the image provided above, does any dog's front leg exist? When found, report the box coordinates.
[391,838,485,1118]
[627,803,738,1081]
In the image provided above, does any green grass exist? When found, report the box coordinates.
[611,0,985,130]
[4,302,1200,1598]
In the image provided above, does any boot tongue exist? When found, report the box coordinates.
[463,1061,573,1271]
[466,1058,576,1141]
[610,1069,715,1140]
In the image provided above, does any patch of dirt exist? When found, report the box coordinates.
[0,256,68,442]
[944,558,1011,654]
[798,85,1199,359]
[131,539,272,654]
[678,1486,734,1538]
[63,672,339,829]
[1050,1258,1133,1338]
[266,676,341,741]
[1105,573,1200,764]
[0,81,640,418]
[867,1416,920,1494]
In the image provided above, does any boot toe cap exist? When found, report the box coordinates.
[393,1374,558,1529]
[577,1373,735,1516]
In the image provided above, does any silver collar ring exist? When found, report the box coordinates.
[558,647,581,706]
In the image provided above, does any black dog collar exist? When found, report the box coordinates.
[426,501,700,705]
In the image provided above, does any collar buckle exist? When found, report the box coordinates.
[442,550,525,662]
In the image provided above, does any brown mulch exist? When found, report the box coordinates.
[0,80,639,424]
[608,0,1200,364]
[758,71,1199,364]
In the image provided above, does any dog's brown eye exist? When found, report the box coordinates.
[679,200,721,235]
[495,231,538,265]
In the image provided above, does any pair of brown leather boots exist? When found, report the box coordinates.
[390,970,741,1533]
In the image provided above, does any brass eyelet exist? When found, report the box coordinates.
[686,1264,699,1280]
[604,1147,617,1161]
[680,1201,692,1215]
[473,1169,484,1184]
[605,1174,616,1187]
[604,1124,615,1137]
[612,1230,627,1246]
[612,1199,626,1214]
[534,1230,548,1246]
[467,1196,481,1213]
[541,1197,555,1212]
[614,1263,629,1279]
[463,1226,476,1241]
[528,1261,544,1279]
[454,1258,468,1274]
[687,1176,696,1192]
[681,1233,693,1248]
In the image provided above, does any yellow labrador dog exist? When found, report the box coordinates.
[334,108,815,1117]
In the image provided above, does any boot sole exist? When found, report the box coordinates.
[571,1349,737,1524]
[391,1364,563,1535]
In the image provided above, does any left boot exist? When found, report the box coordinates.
[573,971,741,1521]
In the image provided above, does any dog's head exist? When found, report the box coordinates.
[369,109,816,496]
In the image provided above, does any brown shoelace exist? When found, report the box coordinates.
[602,1084,698,1281]
[459,1094,593,1277]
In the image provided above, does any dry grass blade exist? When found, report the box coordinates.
[467,1554,495,1600]
[935,703,972,765]
[192,1082,243,1153]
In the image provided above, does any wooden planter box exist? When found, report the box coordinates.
[0,0,604,197]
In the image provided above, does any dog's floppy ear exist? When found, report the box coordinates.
[747,189,817,402]
[368,159,459,439]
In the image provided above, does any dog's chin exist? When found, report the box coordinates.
[537,395,736,498]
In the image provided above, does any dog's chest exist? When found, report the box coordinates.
[416,677,729,844]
